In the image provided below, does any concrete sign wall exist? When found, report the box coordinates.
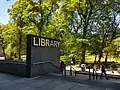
[26,34,60,77]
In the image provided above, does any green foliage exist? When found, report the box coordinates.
[2,0,120,63]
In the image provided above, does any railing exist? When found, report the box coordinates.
[69,65,98,80]
[87,65,98,80]
[29,61,98,79]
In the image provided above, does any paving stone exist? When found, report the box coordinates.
[0,73,120,90]
[88,87,105,90]
[37,80,66,90]
[27,79,52,88]
[18,84,36,90]
[53,82,75,90]
[0,82,21,90]
[71,84,88,90]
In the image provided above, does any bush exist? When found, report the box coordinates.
[111,64,118,70]
[60,56,71,64]
[117,68,120,73]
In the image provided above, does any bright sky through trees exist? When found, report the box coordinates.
[0,0,15,24]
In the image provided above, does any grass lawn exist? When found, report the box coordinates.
[72,64,80,68]
[71,55,120,68]
[85,54,120,63]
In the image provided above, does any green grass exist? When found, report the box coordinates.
[72,64,80,68]
[60,54,120,64]
[85,55,120,63]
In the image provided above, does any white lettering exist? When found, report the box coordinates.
[50,40,54,47]
[57,42,60,48]
[33,37,38,46]
[39,38,41,46]
[54,41,57,47]
[41,38,46,46]
[46,39,50,47]
[33,37,60,48]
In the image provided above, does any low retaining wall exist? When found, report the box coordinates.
[0,60,61,77]
[0,60,26,77]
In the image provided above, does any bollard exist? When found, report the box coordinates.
[64,69,66,76]
[64,65,66,76]
[93,69,95,80]
[96,72,97,80]
[89,66,91,80]
[64,68,66,76]
[70,67,72,76]
[75,71,77,76]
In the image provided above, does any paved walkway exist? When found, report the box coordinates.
[0,73,120,90]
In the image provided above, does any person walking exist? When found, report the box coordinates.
[72,55,76,65]
[60,61,66,75]
[100,62,109,80]
[93,62,97,74]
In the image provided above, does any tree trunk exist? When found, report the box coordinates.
[81,43,86,64]
[18,29,22,60]
[98,50,103,69]
[81,22,87,64]
[98,50,102,63]
[79,0,93,65]
[98,32,107,64]
[105,53,108,66]
[94,55,97,62]
[1,38,6,59]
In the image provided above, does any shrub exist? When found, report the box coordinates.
[111,64,118,70]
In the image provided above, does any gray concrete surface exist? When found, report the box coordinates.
[0,73,120,90]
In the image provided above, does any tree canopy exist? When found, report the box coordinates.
[1,0,120,63]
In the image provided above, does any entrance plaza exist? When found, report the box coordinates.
[0,72,120,90]
[0,0,120,90]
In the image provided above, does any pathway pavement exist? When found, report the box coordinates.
[0,73,120,90]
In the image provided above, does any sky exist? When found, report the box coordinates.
[0,0,15,24]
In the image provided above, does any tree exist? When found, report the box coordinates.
[84,0,120,64]
[61,0,115,64]
[8,0,62,59]
[6,0,120,63]
[96,1,120,64]
[0,25,6,59]
[8,0,26,60]
[22,0,61,35]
